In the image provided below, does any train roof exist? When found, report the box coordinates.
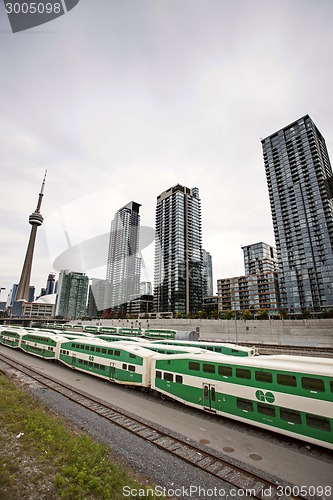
[152,352,333,377]
[152,339,254,352]
[135,342,212,354]
[96,334,148,342]
[21,331,68,341]
[60,338,155,358]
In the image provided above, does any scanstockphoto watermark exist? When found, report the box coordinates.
[123,485,261,498]
[123,485,333,498]
[3,0,80,33]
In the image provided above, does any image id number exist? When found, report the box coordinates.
[5,3,62,14]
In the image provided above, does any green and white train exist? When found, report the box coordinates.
[151,352,333,450]
[152,339,257,357]
[1,328,332,449]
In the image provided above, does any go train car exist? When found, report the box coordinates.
[152,339,257,357]
[135,341,212,356]
[20,332,67,359]
[151,353,333,450]
[0,327,28,348]
[96,334,148,343]
[58,339,154,387]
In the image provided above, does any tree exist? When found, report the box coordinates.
[210,309,219,319]
[175,311,182,319]
[225,310,235,320]
[256,309,269,320]
[242,309,252,320]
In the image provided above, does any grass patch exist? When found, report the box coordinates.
[0,373,162,499]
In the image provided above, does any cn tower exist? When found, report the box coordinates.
[16,171,47,301]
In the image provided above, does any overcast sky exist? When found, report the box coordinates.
[1,0,333,301]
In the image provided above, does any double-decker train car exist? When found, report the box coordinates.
[20,332,67,359]
[151,352,333,450]
[135,341,212,356]
[58,339,154,386]
[0,327,28,348]
[152,339,257,357]
[96,334,148,343]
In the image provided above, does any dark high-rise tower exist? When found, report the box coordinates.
[154,184,203,315]
[262,115,333,313]
[16,171,47,301]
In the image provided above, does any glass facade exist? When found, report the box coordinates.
[262,115,333,313]
[242,242,278,275]
[154,184,203,315]
[55,270,89,319]
[202,249,213,296]
[105,201,141,312]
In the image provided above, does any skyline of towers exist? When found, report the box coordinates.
[262,114,333,313]
[16,171,47,301]
[154,184,203,316]
[7,114,333,318]
[105,201,141,313]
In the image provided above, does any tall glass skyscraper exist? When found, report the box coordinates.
[262,115,333,313]
[55,270,89,319]
[105,201,141,313]
[154,184,203,315]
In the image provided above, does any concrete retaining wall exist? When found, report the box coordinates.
[83,318,333,348]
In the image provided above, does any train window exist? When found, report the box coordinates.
[237,398,253,412]
[128,365,135,372]
[100,365,105,371]
[175,375,183,384]
[122,364,127,370]
[102,348,107,354]
[129,353,136,359]
[156,371,162,379]
[84,360,88,365]
[306,414,331,432]
[80,345,84,349]
[211,387,216,401]
[85,346,90,351]
[255,371,273,383]
[75,344,79,348]
[301,377,325,392]
[280,408,301,424]
[90,346,95,351]
[71,343,75,348]
[207,347,214,351]
[189,362,200,371]
[236,369,251,380]
[215,348,221,353]
[218,366,232,377]
[88,362,93,367]
[114,350,120,356]
[164,372,173,382]
[203,364,215,374]
[96,347,101,353]
[108,349,113,355]
[277,374,297,387]
[331,381,333,394]
[257,403,276,417]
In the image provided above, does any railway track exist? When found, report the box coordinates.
[0,352,326,500]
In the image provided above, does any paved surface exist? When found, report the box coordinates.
[1,345,332,494]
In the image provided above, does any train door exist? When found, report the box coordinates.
[202,383,216,411]
[71,353,76,367]
[109,362,115,380]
